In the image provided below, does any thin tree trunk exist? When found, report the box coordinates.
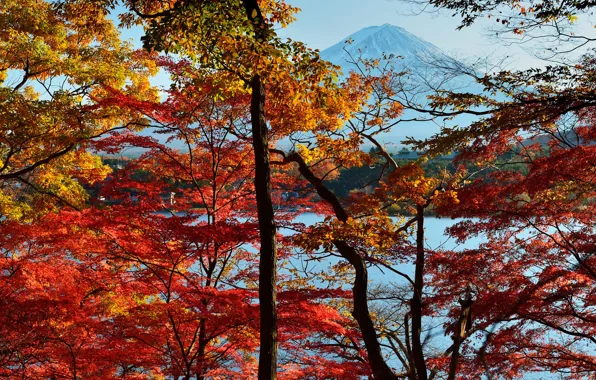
[196,318,207,380]
[411,205,428,380]
[242,2,278,378]
[335,241,399,379]
[448,295,473,380]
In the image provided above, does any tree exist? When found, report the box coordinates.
[424,0,596,31]
[402,0,596,378]
[264,54,480,379]
[92,28,475,379]
[0,0,156,220]
[2,1,536,379]
[93,69,263,378]
[108,2,348,377]
[0,56,373,378]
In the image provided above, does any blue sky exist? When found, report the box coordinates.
[115,0,596,72]
[278,0,489,52]
[275,0,594,70]
[111,0,596,148]
[120,1,496,59]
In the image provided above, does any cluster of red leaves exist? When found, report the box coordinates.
[425,102,596,378]
[0,56,375,379]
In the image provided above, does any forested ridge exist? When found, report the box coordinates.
[96,151,529,216]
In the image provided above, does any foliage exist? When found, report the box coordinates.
[403,0,596,378]
[6,0,596,379]
[0,0,157,219]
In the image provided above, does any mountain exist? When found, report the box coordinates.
[131,25,479,155]
[320,23,478,89]
[321,23,448,66]
[320,24,481,144]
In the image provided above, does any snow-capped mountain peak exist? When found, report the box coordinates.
[318,24,480,144]
[321,23,446,66]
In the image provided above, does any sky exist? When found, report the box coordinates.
[275,0,596,71]
[278,0,490,52]
[120,1,501,59]
[115,0,596,73]
[112,1,596,149]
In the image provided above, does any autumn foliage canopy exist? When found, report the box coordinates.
[2,0,596,379]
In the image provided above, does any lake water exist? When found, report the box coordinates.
[291,213,465,245]
[286,213,480,284]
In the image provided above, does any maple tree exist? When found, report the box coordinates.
[13,0,596,379]
[102,2,349,376]
[0,1,480,377]
[416,76,596,378]
[0,46,380,378]
[263,52,488,380]
[0,0,156,220]
[398,0,596,378]
[0,72,315,380]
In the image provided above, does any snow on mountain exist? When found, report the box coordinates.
[320,24,482,145]
[321,23,447,66]
[320,23,478,92]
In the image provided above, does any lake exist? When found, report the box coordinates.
[286,213,481,284]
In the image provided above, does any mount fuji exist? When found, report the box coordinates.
[320,24,481,145]
[321,23,449,66]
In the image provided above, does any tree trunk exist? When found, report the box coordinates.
[242,2,278,378]
[335,241,399,379]
[196,319,207,380]
[251,74,278,380]
[411,205,428,380]
[286,152,397,379]
[448,295,473,380]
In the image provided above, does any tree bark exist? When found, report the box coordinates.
[448,295,473,380]
[242,2,278,379]
[283,151,397,380]
[411,205,428,380]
